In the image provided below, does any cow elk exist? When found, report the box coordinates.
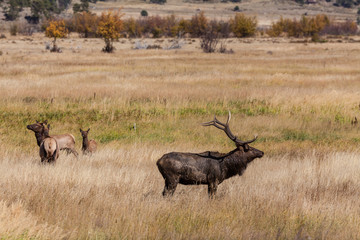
[80,128,97,155]
[39,123,59,163]
[27,120,78,157]
[156,111,264,198]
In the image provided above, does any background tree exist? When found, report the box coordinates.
[97,9,124,53]
[45,19,68,52]
[72,11,98,38]
[73,0,89,14]
[2,0,26,21]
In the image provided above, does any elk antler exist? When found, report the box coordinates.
[202,111,257,146]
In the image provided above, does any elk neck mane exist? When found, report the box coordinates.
[220,149,248,178]
[82,135,89,149]
[34,131,45,147]
[195,148,242,162]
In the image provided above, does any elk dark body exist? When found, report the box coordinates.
[157,112,264,197]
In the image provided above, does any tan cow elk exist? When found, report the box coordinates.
[27,120,78,157]
[39,123,59,163]
[80,128,97,155]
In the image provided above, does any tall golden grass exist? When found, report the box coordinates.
[0,35,360,238]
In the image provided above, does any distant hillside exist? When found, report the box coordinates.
[88,0,356,26]
[0,0,357,27]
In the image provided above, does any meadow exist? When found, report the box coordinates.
[1,34,360,239]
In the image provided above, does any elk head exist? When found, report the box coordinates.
[80,128,90,138]
[202,111,264,160]
[27,120,48,133]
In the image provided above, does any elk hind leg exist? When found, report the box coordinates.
[64,148,79,158]
[208,182,218,198]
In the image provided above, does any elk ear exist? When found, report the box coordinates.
[44,120,48,125]
[87,128,90,132]
[80,128,82,132]
[47,124,50,130]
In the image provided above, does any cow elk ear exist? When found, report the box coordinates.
[80,128,82,133]
[44,120,48,125]
[87,128,90,132]
[48,124,51,130]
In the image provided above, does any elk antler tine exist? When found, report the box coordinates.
[226,111,231,125]
[239,135,258,145]
[201,121,214,126]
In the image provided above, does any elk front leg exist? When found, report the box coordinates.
[162,178,178,197]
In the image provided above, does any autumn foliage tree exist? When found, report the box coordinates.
[97,9,124,53]
[45,19,68,52]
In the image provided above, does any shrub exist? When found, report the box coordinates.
[321,20,358,35]
[218,20,231,38]
[177,18,191,36]
[97,9,124,52]
[45,19,68,52]
[230,13,257,37]
[200,22,219,53]
[163,14,179,37]
[10,24,18,36]
[141,10,148,17]
[233,6,240,11]
[267,15,330,38]
[190,11,208,37]
[72,11,98,38]
[124,17,143,38]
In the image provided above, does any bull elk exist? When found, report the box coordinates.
[27,120,78,157]
[39,123,59,163]
[80,128,97,155]
[156,111,264,197]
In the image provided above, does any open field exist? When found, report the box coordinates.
[1,35,360,238]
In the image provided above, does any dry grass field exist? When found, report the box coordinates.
[1,34,360,239]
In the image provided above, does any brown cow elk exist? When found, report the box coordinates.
[27,120,78,157]
[80,128,97,155]
[156,111,264,198]
[39,123,59,163]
